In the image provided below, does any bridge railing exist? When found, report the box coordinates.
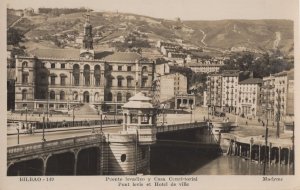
[156,121,206,133]
[7,134,103,158]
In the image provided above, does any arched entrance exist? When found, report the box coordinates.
[83,91,90,103]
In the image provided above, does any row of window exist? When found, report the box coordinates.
[21,89,133,103]
[51,63,65,69]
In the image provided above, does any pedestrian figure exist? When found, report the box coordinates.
[246,121,248,126]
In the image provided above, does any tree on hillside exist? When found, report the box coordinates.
[7,28,23,46]
[220,52,294,78]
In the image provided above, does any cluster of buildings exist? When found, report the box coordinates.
[7,8,35,17]
[9,12,155,113]
[8,11,193,113]
[156,40,227,74]
[205,69,294,127]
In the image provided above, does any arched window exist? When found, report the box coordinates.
[94,65,101,86]
[127,76,133,87]
[107,92,112,101]
[142,66,148,73]
[94,92,99,102]
[126,93,131,101]
[22,72,29,84]
[73,64,80,86]
[22,89,27,100]
[84,64,90,86]
[117,92,122,102]
[60,91,65,100]
[117,76,124,87]
[50,76,56,85]
[73,91,78,101]
[51,63,55,68]
[50,91,55,100]
[22,61,28,68]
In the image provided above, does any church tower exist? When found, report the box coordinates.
[80,9,94,59]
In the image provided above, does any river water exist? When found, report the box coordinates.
[150,146,293,175]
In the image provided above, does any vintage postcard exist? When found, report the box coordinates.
[0,0,299,189]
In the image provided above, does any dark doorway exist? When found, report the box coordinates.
[83,91,90,103]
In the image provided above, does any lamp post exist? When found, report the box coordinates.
[263,119,268,175]
[162,104,165,126]
[276,89,281,138]
[99,109,103,134]
[42,112,46,142]
[25,107,28,130]
[190,104,194,123]
[73,106,75,127]
[16,125,20,144]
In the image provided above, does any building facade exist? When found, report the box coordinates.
[273,69,294,121]
[261,75,275,120]
[152,73,187,107]
[237,78,263,117]
[14,11,154,112]
[221,70,239,113]
[206,74,222,113]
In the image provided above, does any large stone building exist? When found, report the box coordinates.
[221,70,239,113]
[13,11,154,112]
[206,70,252,114]
[152,73,187,107]
[273,69,294,121]
[206,74,222,112]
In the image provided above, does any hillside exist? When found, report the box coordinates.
[7,10,294,56]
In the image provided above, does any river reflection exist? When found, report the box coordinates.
[150,146,293,175]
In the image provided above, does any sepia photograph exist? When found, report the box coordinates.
[1,0,299,189]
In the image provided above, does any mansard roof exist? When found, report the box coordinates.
[239,78,263,85]
[29,49,80,59]
[28,49,142,63]
[103,52,141,63]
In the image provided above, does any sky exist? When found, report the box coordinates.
[5,0,298,21]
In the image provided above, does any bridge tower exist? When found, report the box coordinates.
[121,92,157,174]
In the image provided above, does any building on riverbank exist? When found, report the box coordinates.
[13,11,155,112]
[237,78,263,117]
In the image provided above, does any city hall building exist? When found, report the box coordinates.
[14,12,154,112]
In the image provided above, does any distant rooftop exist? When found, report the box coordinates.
[29,49,81,59]
[28,49,142,62]
[239,78,263,84]
[103,52,141,63]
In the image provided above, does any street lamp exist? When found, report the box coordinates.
[190,104,194,123]
[16,125,20,144]
[73,106,75,127]
[42,112,46,142]
[161,104,165,126]
[25,106,28,130]
[263,119,269,175]
[99,107,103,134]
[276,89,281,138]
